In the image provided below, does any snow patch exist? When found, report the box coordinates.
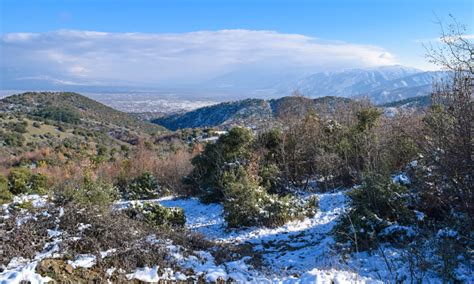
[68,254,97,269]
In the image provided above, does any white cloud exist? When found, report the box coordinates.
[414,34,474,43]
[1,29,398,87]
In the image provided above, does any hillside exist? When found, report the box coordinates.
[381,94,432,108]
[0,92,166,157]
[152,98,272,130]
[153,96,354,130]
[1,92,164,134]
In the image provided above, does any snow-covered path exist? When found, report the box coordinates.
[153,192,384,282]
[160,192,348,274]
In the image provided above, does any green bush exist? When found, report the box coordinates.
[6,121,28,133]
[57,177,118,208]
[8,168,48,195]
[15,200,35,211]
[0,176,13,205]
[223,166,317,228]
[186,127,253,203]
[334,173,415,250]
[121,172,165,200]
[35,106,81,124]
[125,202,185,227]
[258,163,282,194]
[0,130,25,147]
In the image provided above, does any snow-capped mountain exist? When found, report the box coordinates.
[284,66,448,103]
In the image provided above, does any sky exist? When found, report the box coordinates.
[0,0,473,90]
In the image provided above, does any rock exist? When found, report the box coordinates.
[65,264,74,274]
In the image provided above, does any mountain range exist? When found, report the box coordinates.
[3,65,447,107]
[286,66,447,104]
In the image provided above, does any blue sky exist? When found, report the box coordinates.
[0,0,472,89]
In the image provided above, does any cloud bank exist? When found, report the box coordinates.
[1,29,398,88]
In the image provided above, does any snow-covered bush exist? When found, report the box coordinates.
[334,173,415,250]
[223,166,317,228]
[125,202,185,227]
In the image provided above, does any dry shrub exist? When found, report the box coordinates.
[58,204,212,273]
[58,205,150,256]
[377,110,423,172]
[0,206,57,266]
[116,146,195,196]
[154,149,194,195]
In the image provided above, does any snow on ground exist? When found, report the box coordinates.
[3,192,470,283]
[144,192,389,282]
[68,254,97,269]
[145,191,471,283]
[0,196,61,284]
[116,192,386,282]
[0,261,53,284]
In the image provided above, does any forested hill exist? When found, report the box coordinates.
[152,96,354,130]
[1,92,164,134]
[380,94,432,108]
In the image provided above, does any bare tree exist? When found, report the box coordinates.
[419,15,473,217]
[424,14,473,74]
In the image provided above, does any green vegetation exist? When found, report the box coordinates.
[5,121,28,133]
[8,168,48,195]
[35,106,81,124]
[334,173,415,250]
[1,92,164,134]
[0,130,25,146]
[187,127,253,203]
[188,127,317,228]
[125,202,186,227]
[0,175,13,204]
[222,166,317,228]
[56,177,118,208]
[120,172,166,200]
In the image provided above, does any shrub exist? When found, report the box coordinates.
[222,166,317,228]
[186,127,253,203]
[0,130,25,147]
[258,163,282,194]
[56,177,118,208]
[334,173,415,251]
[6,121,28,133]
[35,106,81,124]
[121,172,165,200]
[8,168,48,195]
[15,200,35,210]
[125,202,185,227]
[415,73,473,221]
[0,175,13,204]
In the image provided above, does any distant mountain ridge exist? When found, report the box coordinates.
[285,66,448,104]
